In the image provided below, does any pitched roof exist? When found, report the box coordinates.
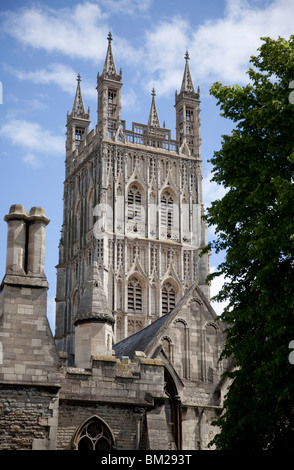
[114,282,206,360]
[114,312,170,360]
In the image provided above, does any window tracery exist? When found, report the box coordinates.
[74,416,114,451]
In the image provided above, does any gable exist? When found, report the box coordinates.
[114,283,225,385]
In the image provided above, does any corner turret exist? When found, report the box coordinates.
[97,33,123,139]
[73,262,115,368]
[175,51,201,158]
[66,74,90,165]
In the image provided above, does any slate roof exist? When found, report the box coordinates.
[113,311,172,360]
[113,281,220,360]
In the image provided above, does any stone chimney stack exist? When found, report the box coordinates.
[4,204,50,283]
[27,207,50,276]
[4,204,27,275]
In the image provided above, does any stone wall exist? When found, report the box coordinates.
[56,354,167,450]
[0,385,59,450]
[57,402,138,450]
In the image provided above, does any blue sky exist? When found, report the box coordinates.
[0,0,293,331]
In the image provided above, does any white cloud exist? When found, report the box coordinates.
[190,0,294,85]
[202,171,228,207]
[121,87,138,110]
[1,3,108,63]
[6,63,97,101]
[1,2,138,65]
[140,0,294,96]
[99,0,153,15]
[142,16,190,97]
[0,119,64,166]
[2,0,294,94]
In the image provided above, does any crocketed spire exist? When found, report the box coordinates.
[181,51,195,94]
[72,74,88,118]
[102,32,118,77]
[148,88,160,127]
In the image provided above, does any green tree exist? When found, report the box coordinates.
[205,36,294,450]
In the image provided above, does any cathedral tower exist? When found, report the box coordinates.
[54,35,210,363]
[96,32,123,139]
[175,51,201,159]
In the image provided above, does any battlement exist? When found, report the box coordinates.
[59,351,166,407]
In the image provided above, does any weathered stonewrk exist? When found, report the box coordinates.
[55,32,208,359]
[0,33,233,451]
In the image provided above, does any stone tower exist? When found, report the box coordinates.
[54,34,210,363]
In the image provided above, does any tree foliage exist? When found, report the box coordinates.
[205,36,294,450]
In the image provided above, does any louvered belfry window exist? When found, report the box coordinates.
[162,282,176,314]
[128,185,142,221]
[128,277,142,312]
[161,192,173,229]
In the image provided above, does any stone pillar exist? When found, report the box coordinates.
[4,204,27,275]
[27,207,50,276]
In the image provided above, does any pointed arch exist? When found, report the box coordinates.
[164,368,182,450]
[161,335,173,362]
[72,415,116,451]
[173,319,190,380]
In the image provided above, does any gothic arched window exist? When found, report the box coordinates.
[127,185,142,222]
[73,416,115,451]
[161,191,173,230]
[128,277,142,312]
[162,282,176,314]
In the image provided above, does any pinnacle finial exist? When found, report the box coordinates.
[181,50,195,94]
[148,87,160,128]
[71,73,89,119]
[102,31,118,77]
